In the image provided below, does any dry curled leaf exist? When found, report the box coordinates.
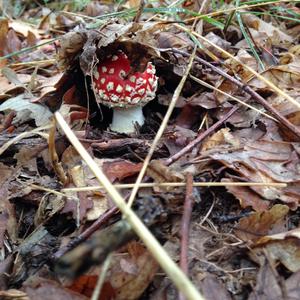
[104,242,159,300]
[235,204,289,243]
[209,139,300,209]
[24,278,88,300]
[102,159,142,182]
[202,128,240,151]
[249,265,300,300]
[252,228,300,272]
[249,63,300,90]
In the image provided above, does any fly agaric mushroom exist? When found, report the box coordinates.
[92,51,158,133]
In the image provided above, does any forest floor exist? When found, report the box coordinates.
[1,1,300,299]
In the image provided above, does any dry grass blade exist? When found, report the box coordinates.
[61,181,287,192]
[54,111,205,300]
[91,254,112,300]
[186,0,300,21]
[189,75,277,121]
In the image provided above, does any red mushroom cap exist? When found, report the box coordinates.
[92,51,158,108]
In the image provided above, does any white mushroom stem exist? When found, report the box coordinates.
[110,106,144,133]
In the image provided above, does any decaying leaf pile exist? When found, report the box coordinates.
[1,0,300,299]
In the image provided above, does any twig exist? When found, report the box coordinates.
[54,111,204,300]
[133,0,145,23]
[170,47,300,139]
[178,22,300,111]
[179,173,195,300]
[61,181,287,192]
[55,219,134,278]
[200,200,215,226]
[49,118,68,185]
[165,105,239,166]
[52,206,119,259]
[126,47,198,208]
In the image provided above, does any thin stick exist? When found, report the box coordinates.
[48,118,68,184]
[53,206,119,259]
[61,181,287,192]
[126,47,198,208]
[54,111,204,300]
[165,105,239,166]
[179,173,195,300]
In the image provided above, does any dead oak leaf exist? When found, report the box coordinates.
[105,242,159,300]
[249,63,300,90]
[147,159,184,192]
[0,94,53,127]
[202,128,240,151]
[200,275,232,300]
[209,140,300,209]
[102,159,142,182]
[225,183,270,212]
[234,204,289,243]
[241,13,293,45]
[243,228,300,272]
[255,239,300,272]
[23,278,88,300]
[248,263,289,300]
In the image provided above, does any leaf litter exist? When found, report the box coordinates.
[0,0,300,299]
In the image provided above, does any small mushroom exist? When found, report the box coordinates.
[92,51,158,133]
